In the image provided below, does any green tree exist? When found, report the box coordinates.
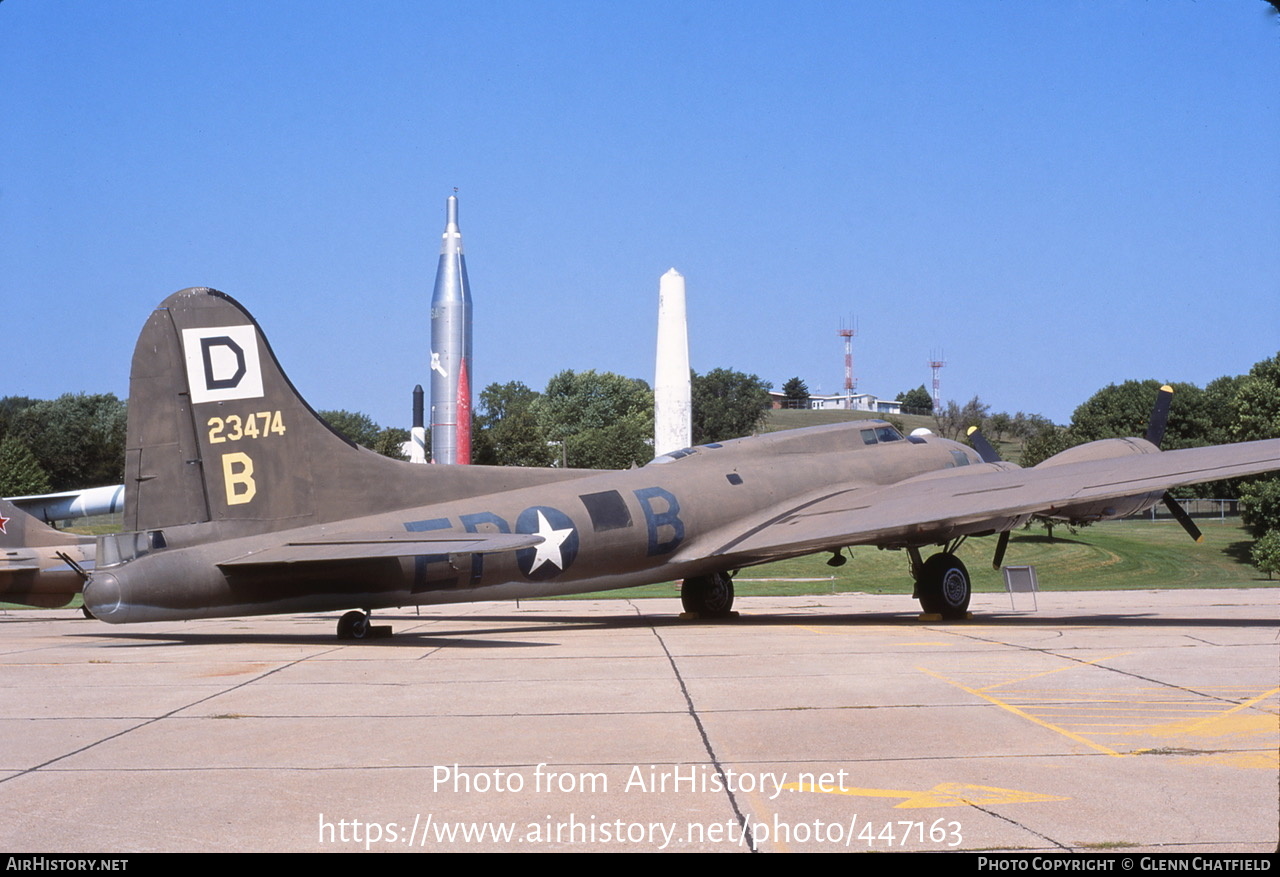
[933,396,989,441]
[0,437,52,496]
[0,396,40,444]
[691,368,771,444]
[1251,530,1280,580]
[533,370,654,469]
[320,410,383,448]
[8,393,127,490]
[895,385,933,415]
[1069,380,1223,450]
[780,377,810,409]
[1239,480,1280,539]
[1230,353,1280,533]
[1018,420,1072,468]
[319,410,409,460]
[1229,353,1280,443]
[986,411,1012,441]
[474,381,554,467]
[373,427,410,461]
[1202,375,1246,446]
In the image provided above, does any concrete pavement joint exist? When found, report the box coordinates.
[645,608,758,853]
[0,648,337,786]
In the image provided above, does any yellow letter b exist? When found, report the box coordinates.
[222,452,257,505]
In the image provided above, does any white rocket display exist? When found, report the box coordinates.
[653,267,691,456]
[429,194,473,464]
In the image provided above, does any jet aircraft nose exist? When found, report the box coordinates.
[82,572,123,622]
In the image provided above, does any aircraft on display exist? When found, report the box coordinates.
[0,498,94,609]
[7,485,125,525]
[82,288,1280,638]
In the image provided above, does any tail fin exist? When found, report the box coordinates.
[0,498,91,608]
[125,288,588,534]
[0,497,84,550]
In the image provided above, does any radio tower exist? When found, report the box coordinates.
[927,349,946,411]
[838,318,857,409]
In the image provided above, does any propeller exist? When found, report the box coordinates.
[1145,385,1203,543]
[966,426,1012,568]
[965,425,1002,464]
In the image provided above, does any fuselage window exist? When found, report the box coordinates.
[579,490,634,532]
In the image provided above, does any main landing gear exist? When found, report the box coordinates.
[680,571,736,619]
[909,548,971,620]
[336,609,393,640]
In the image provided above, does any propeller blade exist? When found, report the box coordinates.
[1161,492,1203,543]
[1145,385,1174,447]
[992,530,1010,570]
[966,426,1002,463]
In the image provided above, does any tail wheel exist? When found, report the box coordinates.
[917,553,970,619]
[681,572,734,617]
[337,610,370,640]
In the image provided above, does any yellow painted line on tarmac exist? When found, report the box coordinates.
[1179,686,1280,735]
[974,653,1130,692]
[783,780,1067,809]
[918,666,1127,757]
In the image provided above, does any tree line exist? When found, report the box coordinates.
[473,368,772,469]
[3,356,1275,577]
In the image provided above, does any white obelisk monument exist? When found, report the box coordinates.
[654,268,692,456]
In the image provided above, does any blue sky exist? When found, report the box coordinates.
[3,1,1277,429]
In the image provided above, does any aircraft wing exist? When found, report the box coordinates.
[711,438,1280,562]
[217,531,543,568]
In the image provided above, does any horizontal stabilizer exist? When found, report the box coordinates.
[217,531,543,568]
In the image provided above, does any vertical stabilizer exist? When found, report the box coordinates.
[0,498,87,550]
[126,288,351,533]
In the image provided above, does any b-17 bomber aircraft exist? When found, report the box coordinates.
[83,288,1280,638]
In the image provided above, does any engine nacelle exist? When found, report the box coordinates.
[1034,437,1163,523]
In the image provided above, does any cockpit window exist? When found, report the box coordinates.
[862,425,904,445]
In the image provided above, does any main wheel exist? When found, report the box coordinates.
[681,572,734,617]
[336,610,370,640]
[917,553,970,619]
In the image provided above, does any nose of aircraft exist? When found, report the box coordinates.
[82,572,122,622]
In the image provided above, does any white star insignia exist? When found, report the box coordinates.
[528,510,573,573]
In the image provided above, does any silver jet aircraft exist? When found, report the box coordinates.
[83,288,1280,638]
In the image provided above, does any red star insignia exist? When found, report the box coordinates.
[0,514,9,535]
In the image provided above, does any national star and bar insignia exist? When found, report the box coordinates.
[528,509,574,573]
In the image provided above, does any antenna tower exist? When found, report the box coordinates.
[927,349,946,411]
[838,317,857,409]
